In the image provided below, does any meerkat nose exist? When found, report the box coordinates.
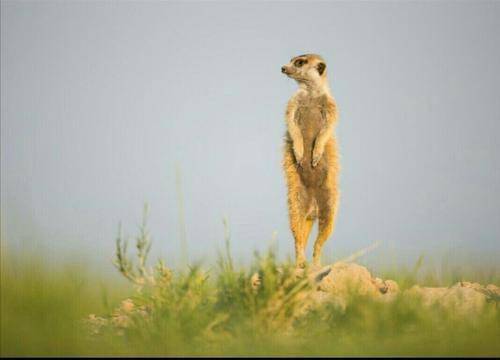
[281,66,287,73]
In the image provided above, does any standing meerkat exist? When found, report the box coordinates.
[281,54,340,268]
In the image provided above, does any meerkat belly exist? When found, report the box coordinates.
[296,106,329,188]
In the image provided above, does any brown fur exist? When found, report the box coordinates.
[281,54,340,268]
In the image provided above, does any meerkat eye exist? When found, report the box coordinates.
[294,59,307,67]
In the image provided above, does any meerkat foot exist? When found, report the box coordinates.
[310,261,322,273]
[294,267,306,279]
[312,257,322,268]
[296,260,306,269]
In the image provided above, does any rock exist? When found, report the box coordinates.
[485,284,500,300]
[384,279,400,294]
[310,262,399,309]
[316,262,380,296]
[250,272,261,291]
[119,298,135,313]
[404,284,489,315]
[83,314,109,335]
[373,277,400,295]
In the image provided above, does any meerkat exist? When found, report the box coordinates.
[281,54,340,269]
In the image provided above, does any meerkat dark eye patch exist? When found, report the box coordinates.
[294,59,307,67]
[317,62,326,75]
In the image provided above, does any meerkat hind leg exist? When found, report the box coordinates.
[289,196,313,269]
[312,193,337,266]
[296,217,314,268]
[284,149,314,269]
[312,218,333,266]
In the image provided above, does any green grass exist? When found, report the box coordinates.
[1,213,499,356]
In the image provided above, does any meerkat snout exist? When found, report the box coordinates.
[281,64,293,75]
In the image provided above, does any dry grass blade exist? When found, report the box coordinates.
[337,241,380,264]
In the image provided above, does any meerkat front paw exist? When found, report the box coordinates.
[294,149,304,167]
[312,152,323,167]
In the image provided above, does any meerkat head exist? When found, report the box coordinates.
[281,54,328,89]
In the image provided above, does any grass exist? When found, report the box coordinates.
[1,210,499,356]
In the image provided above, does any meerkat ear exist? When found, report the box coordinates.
[317,62,326,76]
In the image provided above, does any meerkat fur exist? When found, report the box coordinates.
[281,54,340,268]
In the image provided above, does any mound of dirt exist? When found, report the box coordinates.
[307,262,399,309]
[405,282,500,315]
[85,262,499,336]
[309,262,499,314]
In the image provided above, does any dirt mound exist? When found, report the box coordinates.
[405,282,499,315]
[307,262,399,309]
[309,262,499,314]
[85,262,499,336]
